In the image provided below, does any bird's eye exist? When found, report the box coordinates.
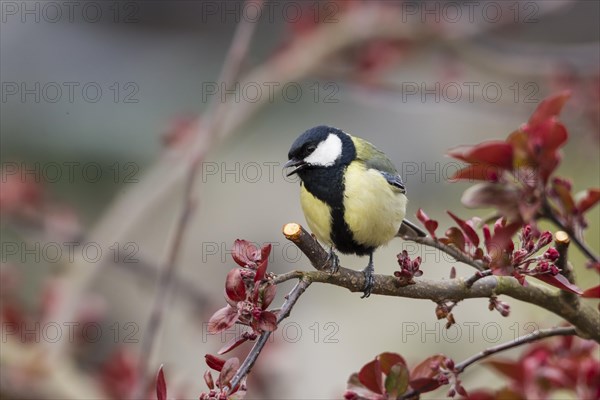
[306,144,317,153]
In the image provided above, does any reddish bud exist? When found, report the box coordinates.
[343,391,359,400]
[538,231,553,247]
[205,354,226,372]
[204,370,214,390]
[544,247,560,262]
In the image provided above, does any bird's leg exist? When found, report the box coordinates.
[361,253,375,298]
[322,246,339,274]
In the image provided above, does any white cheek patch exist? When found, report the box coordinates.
[304,133,342,167]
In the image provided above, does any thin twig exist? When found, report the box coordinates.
[280,223,600,342]
[226,278,311,392]
[455,326,578,373]
[404,235,488,271]
[464,270,493,288]
[133,4,263,397]
[543,203,599,263]
[400,326,578,400]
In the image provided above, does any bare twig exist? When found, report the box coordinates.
[280,223,600,342]
[455,326,578,373]
[133,4,263,397]
[226,278,311,392]
[403,235,488,272]
[543,203,599,263]
[464,270,493,288]
[400,326,578,400]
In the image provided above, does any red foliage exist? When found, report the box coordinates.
[394,250,422,285]
[479,336,600,399]
[207,240,277,339]
[449,91,599,231]
[156,365,167,400]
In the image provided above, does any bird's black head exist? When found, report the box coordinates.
[285,125,355,177]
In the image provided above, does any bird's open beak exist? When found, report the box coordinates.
[284,158,307,176]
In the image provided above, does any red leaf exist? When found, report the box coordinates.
[258,311,278,332]
[207,306,239,334]
[416,209,438,238]
[443,227,465,251]
[487,222,521,258]
[219,357,240,389]
[409,377,441,393]
[448,141,514,170]
[528,90,571,127]
[409,354,446,393]
[576,188,600,214]
[261,243,272,262]
[533,273,583,295]
[232,239,259,267]
[204,370,214,390]
[551,177,575,214]
[582,285,600,298]
[377,352,406,375]
[450,165,502,182]
[260,283,277,309]
[225,269,246,302]
[205,354,226,372]
[254,258,268,283]
[218,335,250,355]
[447,211,480,247]
[385,363,410,397]
[156,364,167,400]
[358,359,384,394]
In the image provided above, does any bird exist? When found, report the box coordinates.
[284,125,425,298]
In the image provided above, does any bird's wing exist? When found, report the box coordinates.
[351,135,406,193]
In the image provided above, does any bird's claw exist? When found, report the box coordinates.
[361,264,375,298]
[323,248,339,274]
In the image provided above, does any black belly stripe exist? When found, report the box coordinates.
[299,166,375,256]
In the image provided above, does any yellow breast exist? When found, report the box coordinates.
[343,162,407,248]
[300,183,333,245]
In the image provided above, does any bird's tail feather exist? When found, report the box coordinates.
[398,219,427,238]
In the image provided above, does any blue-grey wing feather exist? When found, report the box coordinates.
[379,171,406,193]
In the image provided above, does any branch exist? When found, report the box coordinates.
[464,270,493,287]
[455,326,578,373]
[133,5,263,397]
[543,202,599,263]
[400,326,578,400]
[404,235,488,271]
[226,278,311,392]
[280,223,600,342]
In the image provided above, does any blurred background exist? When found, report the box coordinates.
[1,0,599,398]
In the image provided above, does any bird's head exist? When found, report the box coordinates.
[285,125,354,177]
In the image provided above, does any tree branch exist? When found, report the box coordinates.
[226,278,311,393]
[280,223,600,342]
[455,326,578,373]
[400,326,578,400]
[402,235,488,272]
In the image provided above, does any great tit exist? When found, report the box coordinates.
[285,125,424,298]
